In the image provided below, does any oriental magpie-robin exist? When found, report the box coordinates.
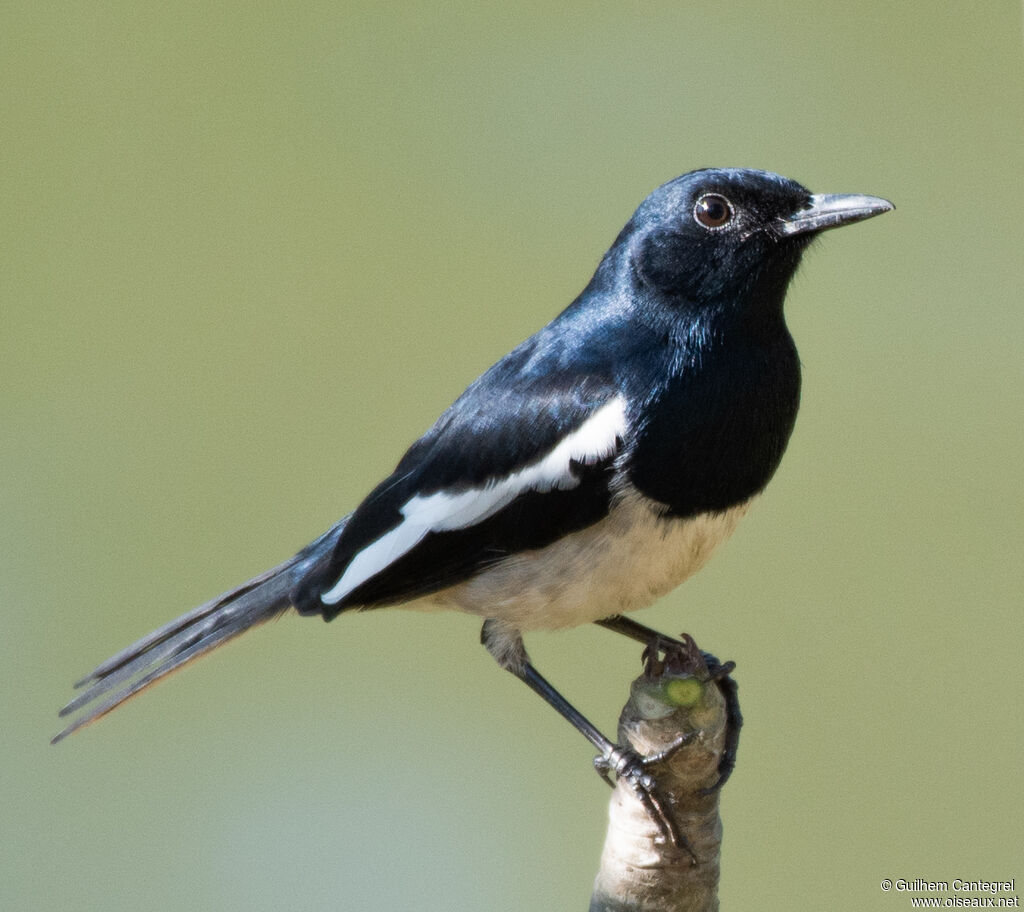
[55,168,891,840]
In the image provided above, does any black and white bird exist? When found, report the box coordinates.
[55,168,891,831]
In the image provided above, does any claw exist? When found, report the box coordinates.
[593,755,616,789]
[593,744,698,864]
[643,731,698,766]
[697,653,742,794]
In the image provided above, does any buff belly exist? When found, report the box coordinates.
[419,489,753,632]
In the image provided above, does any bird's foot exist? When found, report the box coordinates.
[637,633,741,795]
[593,738,698,864]
[640,632,699,676]
[696,655,740,795]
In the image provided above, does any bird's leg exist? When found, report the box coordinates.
[595,614,743,792]
[596,614,686,655]
[481,619,692,857]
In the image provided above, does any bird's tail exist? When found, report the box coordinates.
[52,520,346,744]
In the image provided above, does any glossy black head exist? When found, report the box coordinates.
[624,168,892,313]
[598,169,891,516]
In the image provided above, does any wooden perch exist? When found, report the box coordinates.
[590,635,735,912]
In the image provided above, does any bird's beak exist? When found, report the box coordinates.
[778,193,894,237]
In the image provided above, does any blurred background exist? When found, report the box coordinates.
[3,1,1021,909]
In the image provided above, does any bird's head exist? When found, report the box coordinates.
[623,168,892,316]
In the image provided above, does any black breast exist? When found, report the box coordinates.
[627,324,801,517]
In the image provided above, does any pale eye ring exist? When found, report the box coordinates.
[693,193,734,229]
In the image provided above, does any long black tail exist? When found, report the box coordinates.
[52,519,347,744]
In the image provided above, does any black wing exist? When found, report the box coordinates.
[293,333,628,618]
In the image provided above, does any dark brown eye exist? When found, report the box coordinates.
[693,194,733,229]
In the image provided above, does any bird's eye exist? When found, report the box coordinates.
[693,194,733,229]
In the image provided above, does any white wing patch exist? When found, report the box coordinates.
[320,395,627,606]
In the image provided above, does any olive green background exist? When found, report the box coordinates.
[3,2,1021,910]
